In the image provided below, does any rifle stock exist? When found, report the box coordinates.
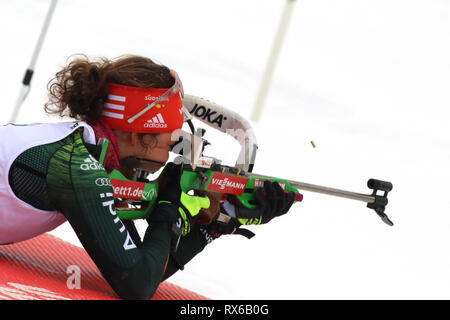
[108,164,303,221]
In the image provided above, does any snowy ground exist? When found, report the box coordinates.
[1,0,450,299]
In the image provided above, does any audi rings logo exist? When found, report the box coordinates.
[95,178,112,187]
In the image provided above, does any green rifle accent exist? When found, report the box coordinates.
[108,167,301,220]
[108,169,159,219]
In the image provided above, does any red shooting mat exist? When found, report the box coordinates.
[0,233,208,300]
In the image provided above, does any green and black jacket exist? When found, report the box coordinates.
[8,128,207,300]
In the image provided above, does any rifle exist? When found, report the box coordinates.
[99,95,393,233]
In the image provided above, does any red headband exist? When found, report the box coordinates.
[101,72,184,134]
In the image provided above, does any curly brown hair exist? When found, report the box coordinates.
[44,54,175,124]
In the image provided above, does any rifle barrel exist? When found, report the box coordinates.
[248,173,375,204]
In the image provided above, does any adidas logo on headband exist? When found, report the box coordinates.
[144,113,168,129]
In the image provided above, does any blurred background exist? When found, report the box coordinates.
[1,0,450,299]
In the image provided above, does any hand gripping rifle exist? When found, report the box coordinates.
[97,95,394,236]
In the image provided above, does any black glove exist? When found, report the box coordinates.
[230,180,295,225]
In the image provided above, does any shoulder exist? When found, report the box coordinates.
[48,129,108,181]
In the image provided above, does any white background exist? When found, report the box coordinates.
[1,0,449,299]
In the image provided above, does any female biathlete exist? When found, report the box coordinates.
[0,55,295,299]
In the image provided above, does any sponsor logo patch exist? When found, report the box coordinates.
[189,104,227,128]
[207,173,248,195]
[110,179,146,200]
